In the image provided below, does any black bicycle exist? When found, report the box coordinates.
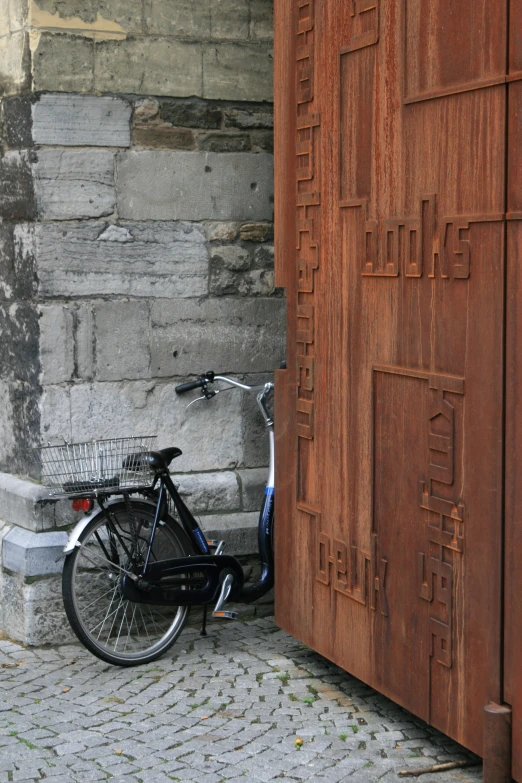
[35,372,275,667]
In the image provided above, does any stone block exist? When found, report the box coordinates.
[132,125,196,150]
[151,297,286,376]
[223,107,273,130]
[0,223,35,301]
[145,0,211,38]
[206,222,239,242]
[0,473,67,533]
[0,301,39,383]
[23,576,73,645]
[32,32,94,92]
[40,384,72,442]
[211,245,250,270]
[33,149,115,220]
[210,246,276,297]
[237,468,267,511]
[95,300,150,381]
[0,379,40,477]
[117,151,273,221]
[159,98,222,130]
[0,225,16,301]
[210,0,249,40]
[239,222,273,242]
[133,96,160,122]
[32,94,131,147]
[8,0,28,31]
[94,38,202,96]
[251,130,273,152]
[172,471,240,514]
[197,132,251,152]
[199,512,258,555]
[0,95,34,148]
[250,0,273,40]
[253,243,274,268]
[0,150,35,220]
[2,527,68,576]
[0,0,9,36]
[0,31,30,96]
[210,246,273,296]
[75,303,94,380]
[0,568,25,642]
[32,0,144,34]
[0,570,73,646]
[39,304,75,385]
[30,221,208,298]
[67,380,244,472]
[203,43,273,102]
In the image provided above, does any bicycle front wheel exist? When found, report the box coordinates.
[62,500,193,666]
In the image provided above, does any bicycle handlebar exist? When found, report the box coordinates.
[175,371,272,395]
[175,379,207,394]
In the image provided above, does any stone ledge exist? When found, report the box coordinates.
[199,511,259,555]
[2,527,68,576]
[0,472,76,533]
[0,510,259,577]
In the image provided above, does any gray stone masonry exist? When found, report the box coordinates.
[0,0,277,646]
[0,0,273,98]
[0,93,280,479]
[0,615,484,782]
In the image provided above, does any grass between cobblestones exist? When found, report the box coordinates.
[0,614,482,783]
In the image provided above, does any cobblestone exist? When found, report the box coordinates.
[0,615,482,782]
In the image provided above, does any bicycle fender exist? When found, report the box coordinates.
[63,497,158,555]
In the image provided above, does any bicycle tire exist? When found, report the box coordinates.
[62,500,193,666]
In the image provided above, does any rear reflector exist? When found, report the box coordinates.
[72,498,94,512]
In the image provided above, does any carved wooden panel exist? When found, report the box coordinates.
[294,0,321,510]
[275,0,508,767]
[341,195,504,278]
[404,0,508,104]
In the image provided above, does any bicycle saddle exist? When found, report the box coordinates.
[122,447,182,471]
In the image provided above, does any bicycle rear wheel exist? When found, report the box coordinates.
[62,500,193,666]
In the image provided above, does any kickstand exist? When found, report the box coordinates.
[200,605,208,637]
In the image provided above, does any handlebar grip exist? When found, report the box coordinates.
[175,379,206,394]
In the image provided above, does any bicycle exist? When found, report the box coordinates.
[35,372,275,667]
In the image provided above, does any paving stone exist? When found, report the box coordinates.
[0,616,483,783]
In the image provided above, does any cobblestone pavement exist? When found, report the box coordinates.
[0,613,483,783]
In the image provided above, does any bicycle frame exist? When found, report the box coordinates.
[139,379,275,605]
[65,378,276,610]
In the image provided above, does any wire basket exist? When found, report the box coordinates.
[34,436,158,498]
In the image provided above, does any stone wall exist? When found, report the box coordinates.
[0,0,280,644]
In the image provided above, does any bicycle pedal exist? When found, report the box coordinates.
[213,610,237,620]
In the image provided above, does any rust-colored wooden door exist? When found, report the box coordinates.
[274,0,515,769]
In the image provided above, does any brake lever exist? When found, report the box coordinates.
[185,385,235,410]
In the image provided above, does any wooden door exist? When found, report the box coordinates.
[505,1,522,780]
[275,0,510,763]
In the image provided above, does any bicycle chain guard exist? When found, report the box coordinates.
[120,554,245,606]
